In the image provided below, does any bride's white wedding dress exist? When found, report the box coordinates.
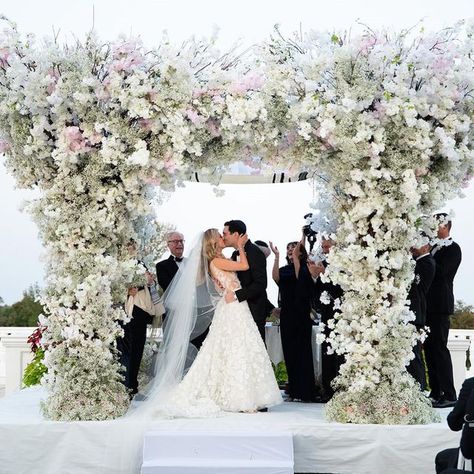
[157,261,282,417]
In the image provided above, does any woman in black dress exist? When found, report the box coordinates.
[270,240,317,402]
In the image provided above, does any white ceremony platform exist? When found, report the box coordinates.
[0,387,462,474]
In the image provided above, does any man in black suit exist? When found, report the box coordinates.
[425,214,462,408]
[313,237,344,402]
[407,240,436,390]
[155,231,209,350]
[223,220,268,342]
[435,377,474,472]
[155,231,185,293]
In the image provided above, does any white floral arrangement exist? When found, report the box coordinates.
[0,17,472,422]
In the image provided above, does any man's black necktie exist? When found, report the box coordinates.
[174,257,183,262]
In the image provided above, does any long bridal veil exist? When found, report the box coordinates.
[138,232,219,412]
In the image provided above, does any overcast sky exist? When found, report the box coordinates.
[0,0,473,306]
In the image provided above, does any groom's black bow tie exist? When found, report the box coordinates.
[174,257,183,262]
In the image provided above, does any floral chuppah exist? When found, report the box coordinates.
[0,18,472,422]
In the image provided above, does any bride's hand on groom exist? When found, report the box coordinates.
[224,290,236,304]
[237,233,248,249]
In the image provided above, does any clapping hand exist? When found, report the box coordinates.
[128,287,138,297]
[292,242,302,260]
[269,241,279,256]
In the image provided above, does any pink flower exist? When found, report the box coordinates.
[415,167,428,177]
[206,119,221,137]
[230,72,265,95]
[144,177,162,186]
[0,139,11,153]
[186,109,202,125]
[138,118,153,131]
[0,47,10,68]
[399,406,409,416]
[164,158,176,174]
[63,126,88,153]
[212,94,225,105]
[358,35,378,54]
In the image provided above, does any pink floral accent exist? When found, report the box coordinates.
[399,406,409,415]
[46,68,60,95]
[138,118,153,131]
[230,72,265,96]
[0,47,10,68]
[0,139,11,153]
[206,119,221,137]
[144,177,162,186]
[164,157,176,174]
[415,167,428,177]
[63,126,89,153]
[186,109,202,125]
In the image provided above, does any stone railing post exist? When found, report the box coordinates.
[1,330,35,395]
[448,336,471,396]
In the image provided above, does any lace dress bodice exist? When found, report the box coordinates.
[209,261,241,293]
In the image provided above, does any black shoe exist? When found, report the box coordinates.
[258,407,268,412]
[432,397,457,408]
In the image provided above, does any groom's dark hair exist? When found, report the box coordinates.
[225,220,246,235]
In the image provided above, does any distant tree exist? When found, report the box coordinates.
[451,300,474,329]
[0,285,44,327]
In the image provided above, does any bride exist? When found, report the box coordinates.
[144,228,282,417]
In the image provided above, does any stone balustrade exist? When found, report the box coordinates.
[0,326,472,399]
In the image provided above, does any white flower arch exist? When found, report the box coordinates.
[0,19,473,422]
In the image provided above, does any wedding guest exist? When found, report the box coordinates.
[407,238,436,390]
[118,240,155,398]
[156,231,208,350]
[156,231,185,292]
[425,214,462,408]
[254,240,276,318]
[435,377,474,472]
[270,239,317,402]
[313,236,344,402]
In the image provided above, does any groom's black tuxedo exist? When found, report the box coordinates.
[232,240,268,341]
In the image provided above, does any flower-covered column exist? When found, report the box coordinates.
[324,169,436,423]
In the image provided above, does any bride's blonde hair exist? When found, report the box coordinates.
[203,228,222,264]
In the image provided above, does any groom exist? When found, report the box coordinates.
[223,220,268,342]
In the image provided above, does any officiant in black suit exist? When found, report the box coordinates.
[156,231,185,292]
[156,231,208,350]
[407,238,436,390]
[425,214,462,408]
[223,220,268,342]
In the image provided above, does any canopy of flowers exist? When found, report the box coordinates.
[0,17,472,422]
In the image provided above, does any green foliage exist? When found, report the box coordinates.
[451,300,474,329]
[273,361,288,386]
[0,284,44,327]
[22,348,47,387]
